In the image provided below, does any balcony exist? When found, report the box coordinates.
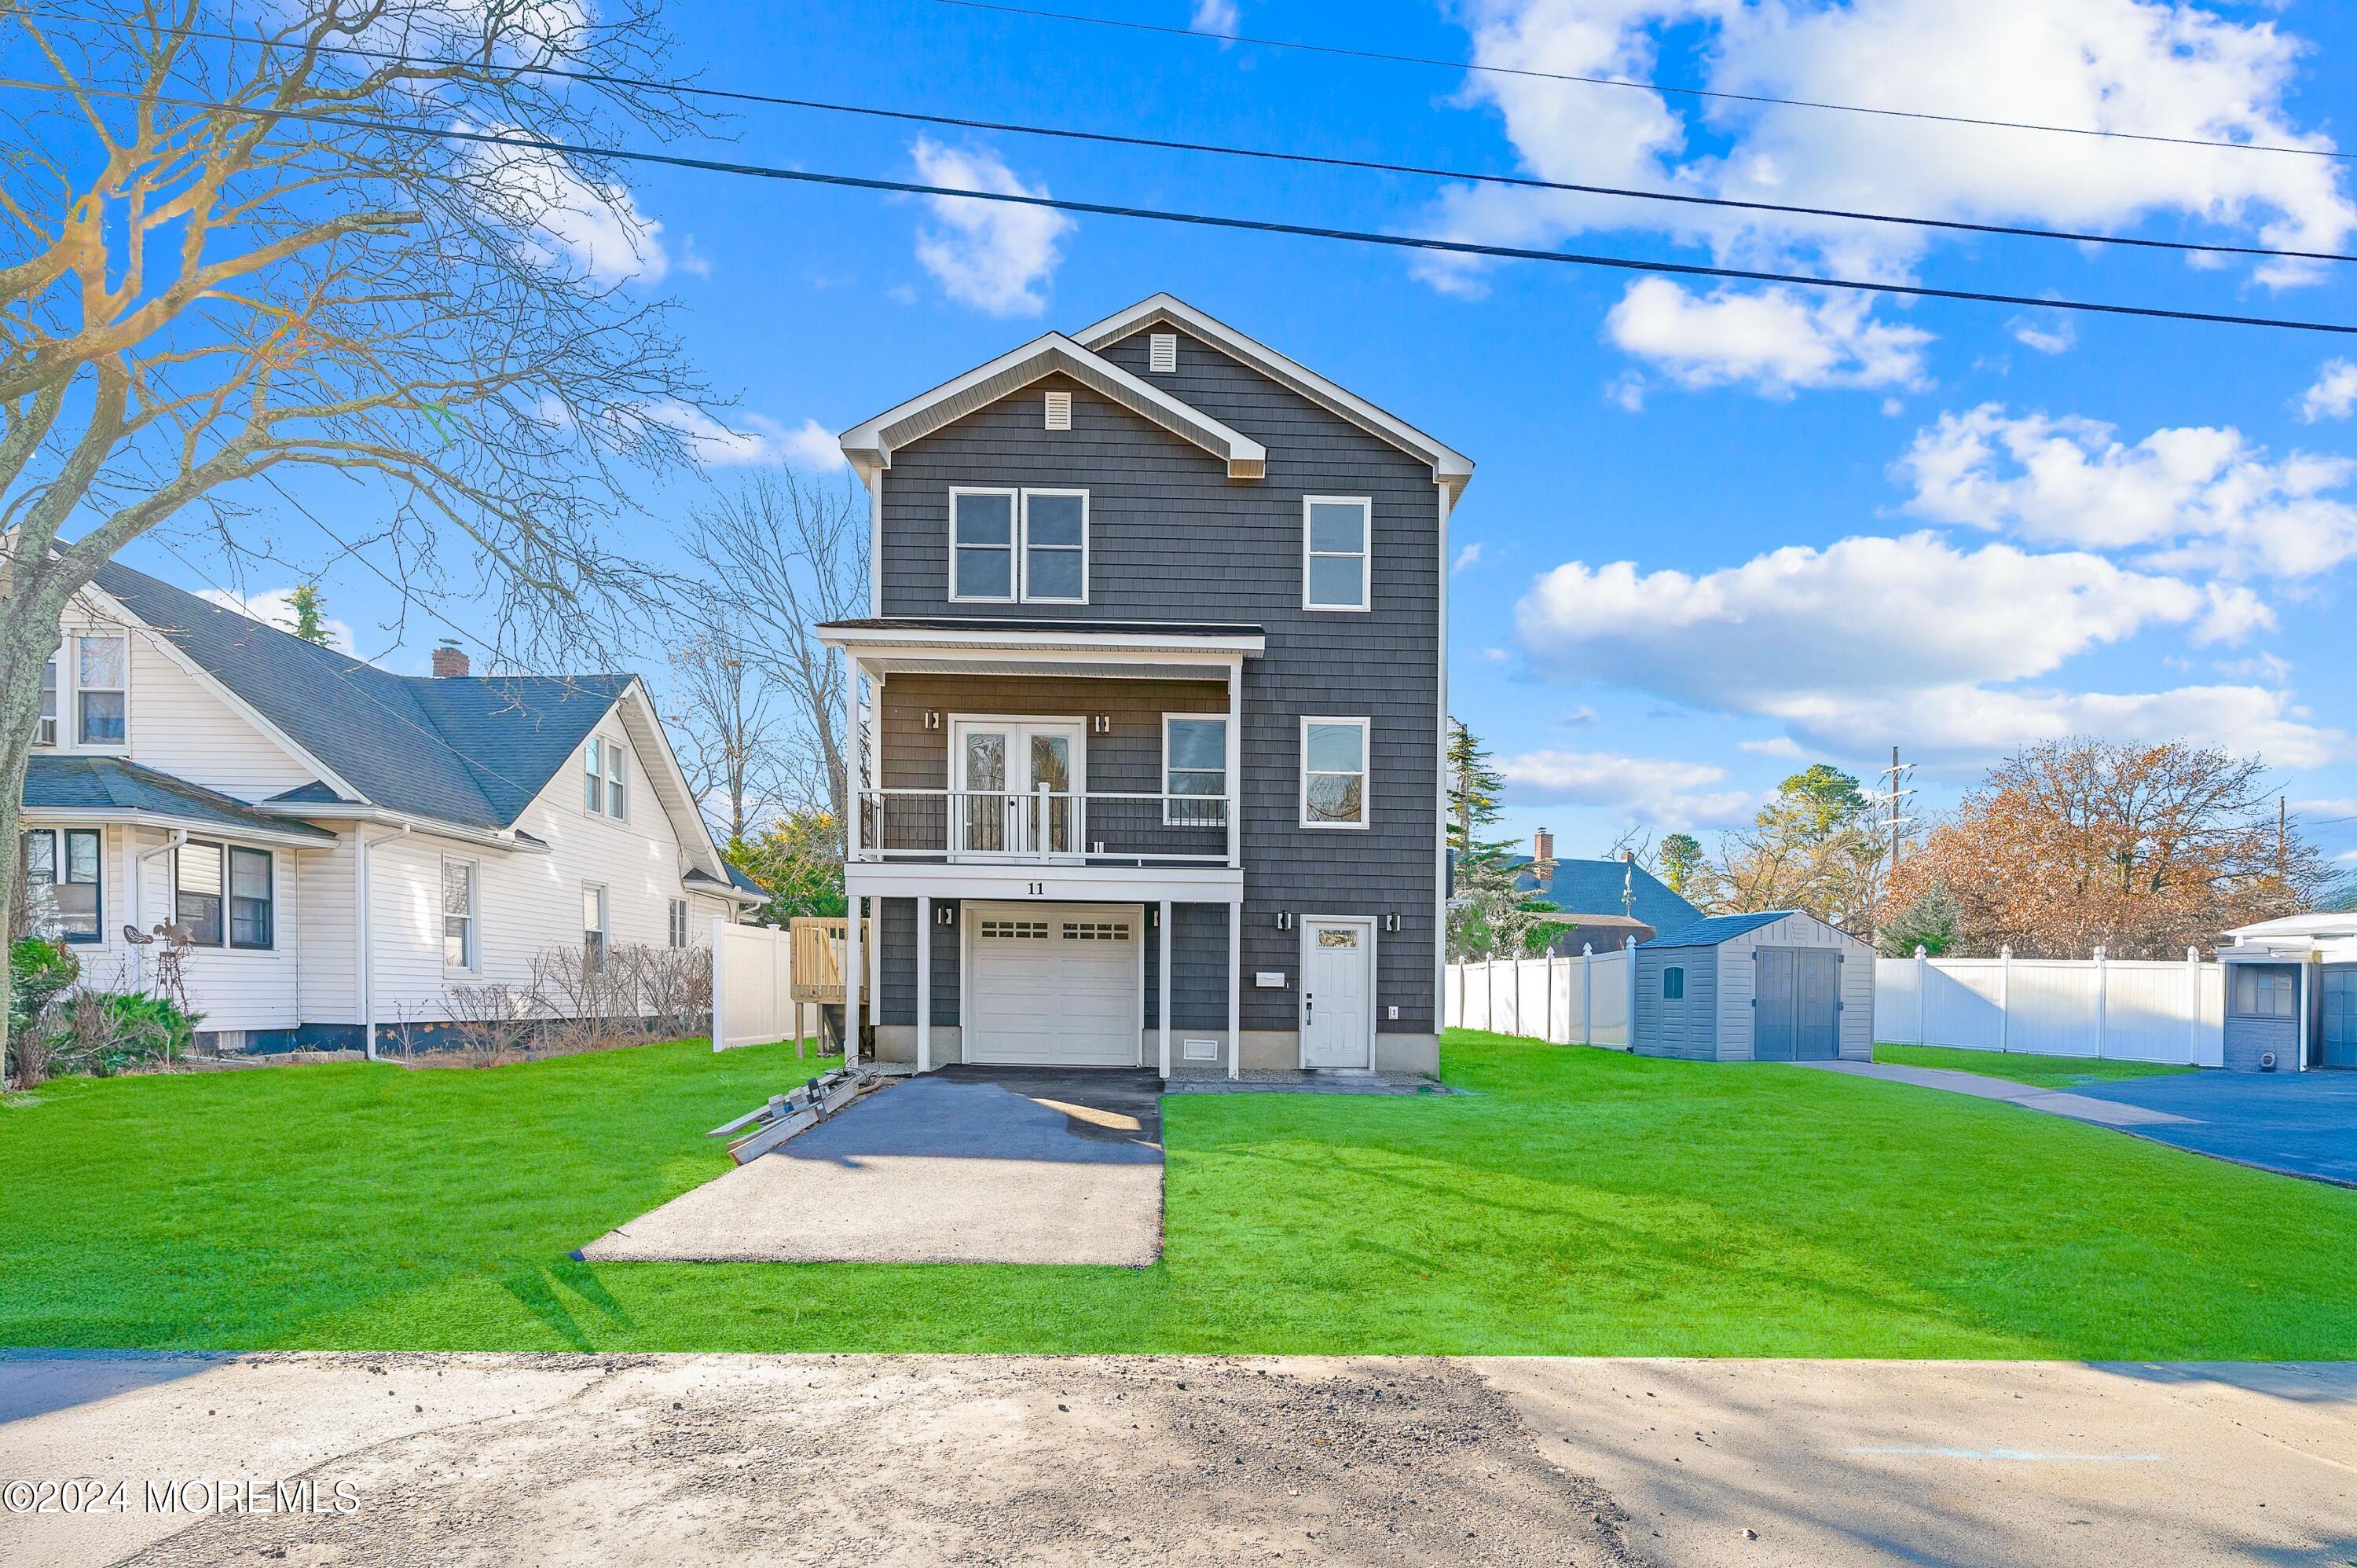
[856,788,1233,866]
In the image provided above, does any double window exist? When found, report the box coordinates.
[1303,496,1372,612]
[949,488,1088,603]
[174,842,272,949]
[443,859,478,970]
[2231,965,2297,1018]
[75,633,127,746]
[1162,715,1228,826]
[1300,716,1369,829]
[20,828,101,942]
[584,735,627,820]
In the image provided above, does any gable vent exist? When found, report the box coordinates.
[1148,332,1178,374]
[1043,390,1072,430]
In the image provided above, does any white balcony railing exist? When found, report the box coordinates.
[855,788,1233,866]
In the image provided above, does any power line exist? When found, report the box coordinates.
[19,6,2352,268]
[9,75,2357,339]
[936,0,2357,164]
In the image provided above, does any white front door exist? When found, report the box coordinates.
[1300,918,1374,1068]
[965,903,1142,1066]
[951,719,1084,859]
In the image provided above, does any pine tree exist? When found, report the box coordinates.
[288,584,330,646]
[1446,716,1505,852]
[1658,832,1703,896]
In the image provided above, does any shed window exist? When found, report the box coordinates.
[2231,965,2297,1018]
[1662,966,1684,1001]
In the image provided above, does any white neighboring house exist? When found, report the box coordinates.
[16,561,764,1053]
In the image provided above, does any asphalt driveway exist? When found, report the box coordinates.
[581,1067,1166,1265]
[2067,1070,2357,1186]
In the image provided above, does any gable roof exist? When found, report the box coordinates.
[25,755,337,844]
[90,561,632,833]
[1643,910,1798,948]
[1076,293,1474,497]
[838,331,1266,482]
[1515,855,1702,934]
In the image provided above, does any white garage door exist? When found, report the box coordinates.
[967,903,1142,1067]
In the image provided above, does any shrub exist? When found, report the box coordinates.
[8,939,80,1088]
[47,990,203,1078]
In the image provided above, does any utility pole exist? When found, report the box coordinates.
[2279,795,2288,878]
[1874,746,1915,881]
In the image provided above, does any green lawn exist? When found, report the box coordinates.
[3,1031,2352,1359]
[1875,1042,2203,1088]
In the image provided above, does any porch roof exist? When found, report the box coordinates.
[23,755,339,844]
[819,617,1263,680]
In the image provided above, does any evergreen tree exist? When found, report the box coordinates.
[1446,716,1505,852]
[287,584,331,646]
[1879,879,1963,957]
[1658,832,1704,896]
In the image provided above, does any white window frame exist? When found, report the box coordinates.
[948,486,1019,604]
[35,653,57,748]
[173,838,228,948]
[72,629,130,749]
[1301,496,1373,614]
[442,855,479,973]
[668,897,690,949]
[1160,713,1229,827]
[1019,488,1091,605]
[583,736,605,815]
[603,734,627,822]
[20,826,102,943]
[582,882,609,970]
[1299,716,1371,830]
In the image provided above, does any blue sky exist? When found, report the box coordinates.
[124,0,2357,862]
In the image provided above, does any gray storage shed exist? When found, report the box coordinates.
[1633,910,1874,1062]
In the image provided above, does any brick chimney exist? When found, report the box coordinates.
[431,640,470,678]
[1621,847,1636,863]
[1533,827,1554,862]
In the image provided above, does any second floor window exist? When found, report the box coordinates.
[584,735,625,818]
[1303,496,1372,612]
[1163,716,1227,825]
[77,633,126,746]
[36,655,57,747]
[950,488,1088,603]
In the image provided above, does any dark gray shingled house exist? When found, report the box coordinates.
[819,294,1471,1077]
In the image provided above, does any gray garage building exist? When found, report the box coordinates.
[1633,910,1874,1062]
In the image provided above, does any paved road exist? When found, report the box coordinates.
[4,1353,2352,1566]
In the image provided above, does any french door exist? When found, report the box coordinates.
[951,718,1085,859]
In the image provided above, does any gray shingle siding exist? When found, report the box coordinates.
[874,325,1442,1035]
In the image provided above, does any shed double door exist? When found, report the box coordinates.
[1754,947,1840,1061]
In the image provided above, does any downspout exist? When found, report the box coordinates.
[357,823,414,1061]
[132,830,189,991]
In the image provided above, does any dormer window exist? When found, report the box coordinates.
[75,633,127,746]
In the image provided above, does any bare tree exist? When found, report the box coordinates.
[0,0,718,1079]
[680,472,868,850]
[665,626,786,842]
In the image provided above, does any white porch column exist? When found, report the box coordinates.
[843,896,862,1065]
[1224,658,1242,871]
[916,895,933,1073]
[1226,898,1241,1080]
[1158,899,1174,1079]
[844,653,862,863]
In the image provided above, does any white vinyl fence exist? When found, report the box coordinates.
[710,920,799,1052]
[1445,943,1636,1048]
[1874,948,2223,1067]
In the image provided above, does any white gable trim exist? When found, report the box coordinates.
[838,332,1267,483]
[70,580,367,805]
[1076,294,1475,498]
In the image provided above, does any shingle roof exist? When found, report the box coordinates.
[1515,855,1703,933]
[93,562,632,831]
[24,755,336,841]
[1642,911,1795,949]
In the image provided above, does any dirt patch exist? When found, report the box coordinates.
[118,1355,1641,1566]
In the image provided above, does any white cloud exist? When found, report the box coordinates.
[1453,541,1486,573]
[910,139,1073,317]
[1739,736,1805,758]
[464,128,668,286]
[2300,359,2357,423]
[1500,747,1756,826]
[633,403,844,470]
[2293,797,2357,820]
[1605,280,1930,397]
[1897,404,2357,577]
[196,588,356,654]
[2009,316,2077,355]
[1512,531,2327,764]
[1190,0,1238,32]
